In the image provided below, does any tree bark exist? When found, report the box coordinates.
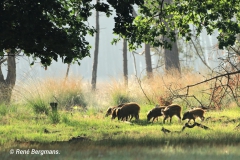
[145,43,153,78]
[65,63,71,81]
[0,50,16,104]
[91,0,100,91]
[123,39,128,86]
[164,40,181,75]
[163,0,181,75]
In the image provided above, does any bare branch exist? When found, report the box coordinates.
[0,58,7,64]
[190,38,212,71]
[131,51,152,104]
[183,70,240,90]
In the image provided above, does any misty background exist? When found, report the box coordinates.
[2,9,227,84]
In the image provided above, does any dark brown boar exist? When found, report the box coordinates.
[147,106,166,123]
[161,104,182,123]
[116,102,140,121]
[182,108,205,123]
[111,107,122,119]
[105,103,125,117]
[105,107,114,117]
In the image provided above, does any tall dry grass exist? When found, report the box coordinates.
[11,70,236,112]
[12,76,88,112]
[129,70,211,108]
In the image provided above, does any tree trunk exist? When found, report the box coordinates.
[91,0,100,91]
[163,0,181,75]
[65,63,71,81]
[0,50,16,104]
[164,40,181,75]
[123,39,128,86]
[145,43,153,78]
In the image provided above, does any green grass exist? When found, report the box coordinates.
[0,104,240,147]
[0,103,240,159]
[1,75,240,159]
[1,144,240,160]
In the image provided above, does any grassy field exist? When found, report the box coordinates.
[0,73,240,159]
[1,103,240,159]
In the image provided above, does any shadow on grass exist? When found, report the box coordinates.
[2,141,240,160]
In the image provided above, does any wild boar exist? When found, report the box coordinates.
[111,106,126,120]
[161,104,182,123]
[116,102,140,121]
[105,103,125,117]
[182,108,205,123]
[147,106,166,123]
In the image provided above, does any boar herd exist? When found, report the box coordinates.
[106,102,205,124]
[105,102,140,121]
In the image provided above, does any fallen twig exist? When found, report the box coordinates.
[234,123,240,130]
[161,127,181,134]
[161,127,171,134]
[182,122,210,131]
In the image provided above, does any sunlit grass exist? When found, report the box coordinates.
[1,103,240,148]
[1,73,240,159]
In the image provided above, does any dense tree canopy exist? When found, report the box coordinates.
[0,0,142,66]
[1,0,239,66]
[1,0,88,65]
[120,0,240,51]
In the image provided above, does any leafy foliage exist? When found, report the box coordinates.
[0,0,144,66]
[118,0,240,50]
[1,0,239,65]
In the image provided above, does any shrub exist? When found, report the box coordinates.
[111,92,131,105]
[31,99,49,115]
[58,91,87,110]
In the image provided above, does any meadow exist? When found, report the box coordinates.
[0,72,240,159]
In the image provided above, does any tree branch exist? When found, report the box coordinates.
[0,57,7,64]
[131,51,152,104]
[190,38,212,71]
[183,70,240,90]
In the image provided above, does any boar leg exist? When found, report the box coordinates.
[163,116,168,124]
[152,116,158,122]
[170,116,173,123]
[127,114,133,121]
[135,113,139,120]
[151,118,154,123]
[134,114,137,120]
[125,115,129,121]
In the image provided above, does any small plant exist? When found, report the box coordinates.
[111,92,131,105]
[59,92,87,110]
[49,112,60,124]
[31,99,49,115]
